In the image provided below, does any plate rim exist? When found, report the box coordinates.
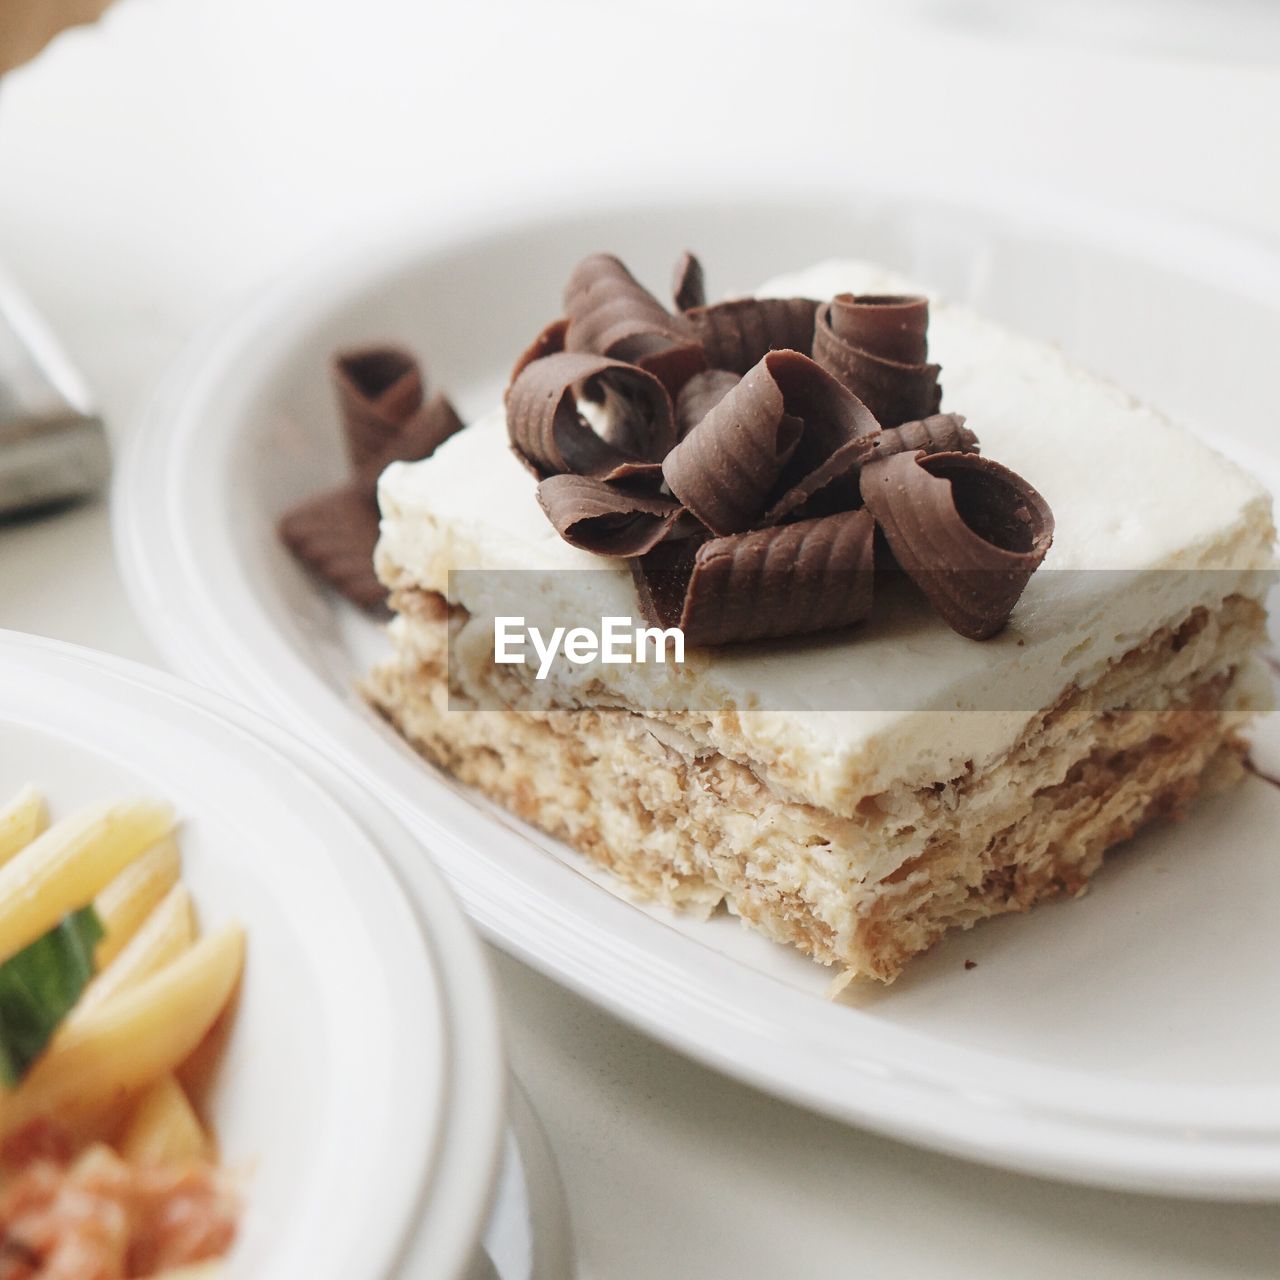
[113,180,1280,1199]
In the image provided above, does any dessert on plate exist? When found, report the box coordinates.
[340,251,1273,985]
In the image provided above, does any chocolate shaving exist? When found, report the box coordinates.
[563,253,705,393]
[353,391,466,496]
[630,537,703,633]
[634,508,876,646]
[278,486,386,613]
[859,450,1053,639]
[662,354,804,535]
[813,294,941,428]
[333,345,425,471]
[505,351,676,481]
[760,351,881,525]
[675,369,739,438]
[664,350,880,536]
[827,294,929,364]
[672,251,706,312]
[565,253,694,357]
[869,413,978,464]
[687,297,818,375]
[509,317,570,387]
[537,474,682,557]
[281,344,466,612]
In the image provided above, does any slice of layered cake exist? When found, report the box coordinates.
[366,253,1274,984]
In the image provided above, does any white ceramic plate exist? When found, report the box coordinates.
[115,184,1280,1198]
[0,629,506,1278]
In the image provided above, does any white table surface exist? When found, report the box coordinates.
[5,2,1280,1275]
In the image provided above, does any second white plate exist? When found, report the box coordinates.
[114,183,1280,1198]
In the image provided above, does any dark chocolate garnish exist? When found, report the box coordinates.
[869,413,978,464]
[505,250,1052,647]
[353,391,466,497]
[278,486,387,613]
[563,253,705,394]
[333,345,425,471]
[664,350,880,535]
[505,350,677,482]
[672,251,706,313]
[686,297,819,375]
[630,537,703,634]
[812,294,942,428]
[759,351,881,525]
[282,344,466,613]
[825,294,929,364]
[634,508,876,646]
[675,369,740,439]
[662,353,804,535]
[859,450,1053,639]
[536,474,682,557]
[509,316,570,388]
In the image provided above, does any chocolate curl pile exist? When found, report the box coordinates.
[505,251,1055,646]
[279,345,464,611]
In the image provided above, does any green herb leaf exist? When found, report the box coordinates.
[0,906,104,1089]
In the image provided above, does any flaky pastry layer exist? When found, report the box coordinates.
[366,591,1265,982]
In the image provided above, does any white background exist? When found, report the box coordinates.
[4,1,1280,1274]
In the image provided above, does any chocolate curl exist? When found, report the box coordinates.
[662,354,805,535]
[509,317,570,388]
[630,538,700,630]
[675,369,739,438]
[672,251,706,312]
[281,387,463,610]
[278,487,386,613]
[506,351,677,481]
[633,509,876,646]
[282,345,467,613]
[333,345,425,471]
[353,391,466,497]
[812,294,941,428]
[687,297,818,374]
[827,294,929,364]
[537,474,682,557]
[563,253,705,393]
[760,351,882,525]
[869,413,978,465]
[859,450,1054,639]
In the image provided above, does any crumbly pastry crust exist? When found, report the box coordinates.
[366,587,1266,983]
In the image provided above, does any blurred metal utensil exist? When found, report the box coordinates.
[0,267,110,518]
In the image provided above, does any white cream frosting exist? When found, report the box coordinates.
[376,260,1275,810]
